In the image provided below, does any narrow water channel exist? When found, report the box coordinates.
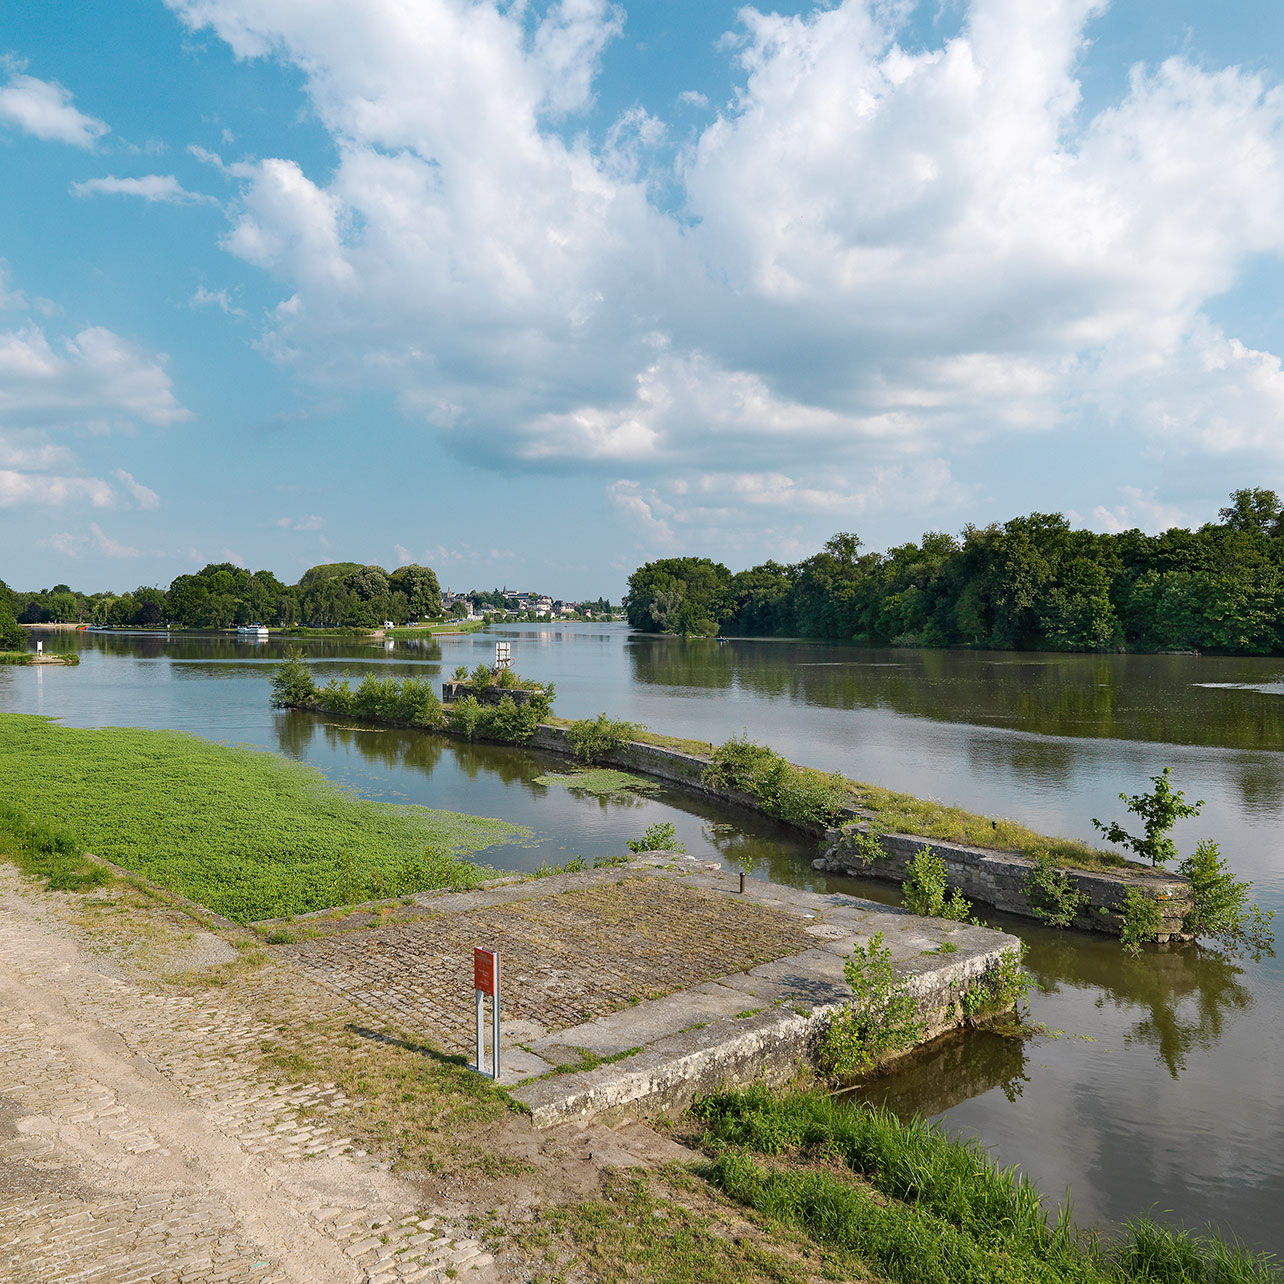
[7,624,1283,1255]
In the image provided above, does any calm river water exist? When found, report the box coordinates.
[6,624,1283,1254]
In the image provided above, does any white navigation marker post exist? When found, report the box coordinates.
[495,641,511,670]
[473,947,502,1080]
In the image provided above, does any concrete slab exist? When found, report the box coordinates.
[272,852,1021,1128]
[505,857,1023,1127]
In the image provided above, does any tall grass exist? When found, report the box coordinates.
[696,1086,1281,1284]
[0,801,112,892]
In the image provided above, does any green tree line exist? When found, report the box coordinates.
[624,489,1284,653]
[5,560,445,630]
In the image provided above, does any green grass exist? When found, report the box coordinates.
[0,713,528,922]
[505,1167,816,1284]
[0,802,113,892]
[386,620,487,637]
[695,1085,1282,1284]
[551,716,1127,871]
[532,768,661,797]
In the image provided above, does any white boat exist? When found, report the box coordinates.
[236,624,270,637]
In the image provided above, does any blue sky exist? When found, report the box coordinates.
[3,0,1284,599]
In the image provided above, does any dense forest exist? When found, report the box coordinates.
[624,489,1284,654]
[2,560,445,630]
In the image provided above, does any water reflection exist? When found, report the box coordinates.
[851,1028,1030,1116]
[1026,935,1254,1080]
[627,638,1284,751]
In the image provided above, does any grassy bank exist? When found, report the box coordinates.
[1,650,80,666]
[386,620,487,637]
[0,713,526,921]
[546,715,1124,871]
[690,1085,1281,1284]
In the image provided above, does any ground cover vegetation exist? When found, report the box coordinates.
[694,1085,1283,1284]
[11,796,1276,1284]
[0,712,520,921]
[625,488,1284,653]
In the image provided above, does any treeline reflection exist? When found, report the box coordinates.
[628,638,1284,750]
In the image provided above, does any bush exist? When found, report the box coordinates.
[397,678,445,728]
[353,675,403,720]
[567,712,641,763]
[270,647,317,707]
[1178,839,1275,959]
[448,694,484,739]
[470,662,495,690]
[627,822,685,853]
[901,847,971,921]
[1119,888,1163,956]
[318,675,354,714]
[703,733,850,828]
[815,933,923,1077]
[1022,851,1088,928]
[487,694,539,743]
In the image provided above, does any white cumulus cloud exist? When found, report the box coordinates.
[71,174,215,204]
[163,0,1284,537]
[0,65,109,148]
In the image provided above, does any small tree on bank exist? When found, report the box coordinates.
[1092,767,1203,866]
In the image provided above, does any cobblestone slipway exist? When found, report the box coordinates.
[0,872,496,1284]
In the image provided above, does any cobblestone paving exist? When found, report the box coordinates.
[283,876,811,1051]
[0,876,497,1284]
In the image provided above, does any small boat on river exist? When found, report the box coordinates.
[236,624,270,638]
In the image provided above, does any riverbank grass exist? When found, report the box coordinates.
[695,1085,1283,1284]
[552,718,1129,871]
[0,712,526,922]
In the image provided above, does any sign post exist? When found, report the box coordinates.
[494,641,511,671]
[473,947,502,1080]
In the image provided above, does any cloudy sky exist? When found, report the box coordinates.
[2,0,1284,597]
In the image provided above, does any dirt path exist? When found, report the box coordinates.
[0,875,497,1284]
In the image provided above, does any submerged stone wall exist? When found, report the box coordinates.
[815,824,1192,940]
[425,689,1191,941]
[521,724,1193,940]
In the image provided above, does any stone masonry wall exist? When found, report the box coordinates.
[815,824,1192,940]
[429,697,1192,941]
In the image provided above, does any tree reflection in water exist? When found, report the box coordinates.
[846,1027,1030,1117]
[1026,932,1252,1080]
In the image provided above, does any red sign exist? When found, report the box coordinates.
[473,947,501,996]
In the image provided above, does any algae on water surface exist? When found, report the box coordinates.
[0,712,528,922]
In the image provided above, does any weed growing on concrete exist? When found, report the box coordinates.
[815,932,923,1078]
[1022,851,1089,928]
[627,822,686,854]
[959,944,1033,1023]
[1178,840,1275,959]
[900,848,971,921]
[1119,888,1164,956]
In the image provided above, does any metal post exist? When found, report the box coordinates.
[492,990,501,1081]
[475,988,484,1075]
[739,872,746,894]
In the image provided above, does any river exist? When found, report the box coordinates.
[6,623,1283,1255]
